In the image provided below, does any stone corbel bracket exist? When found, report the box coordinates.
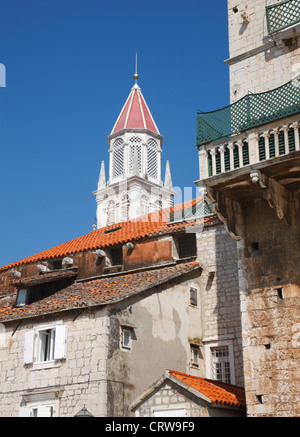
[203,186,244,241]
[250,170,298,227]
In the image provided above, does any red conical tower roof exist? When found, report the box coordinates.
[111,81,160,135]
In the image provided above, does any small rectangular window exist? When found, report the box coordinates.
[24,326,67,365]
[111,247,123,266]
[49,259,62,270]
[190,287,197,306]
[191,344,199,366]
[121,327,132,350]
[38,329,56,362]
[15,289,28,307]
[178,234,197,259]
[31,405,54,417]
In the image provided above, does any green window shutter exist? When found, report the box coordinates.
[243,141,249,165]
[233,145,239,168]
[279,130,285,155]
[259,136,266,161]
[269,133,275,158]
[288,128,295,152]
[208,153,212,177]
[224,147,230,171]
[215,150,221,174]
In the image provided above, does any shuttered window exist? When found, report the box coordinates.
[23,325,67,365]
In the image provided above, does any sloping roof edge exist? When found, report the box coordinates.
[0,198,219,273]
[130,369,246,412]
[0,262,201,323]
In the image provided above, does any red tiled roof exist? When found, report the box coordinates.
[168,370,246,409]
[111,83,159,135]
[0,198,218,273]
[0,261,200,322]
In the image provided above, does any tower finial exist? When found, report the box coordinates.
[133,52,139,83]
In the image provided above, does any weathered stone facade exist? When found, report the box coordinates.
[133,380,244,418]
[237,201,300,416]
[227,0,300,101]
[195,0,300,417]
[0,216,244,417]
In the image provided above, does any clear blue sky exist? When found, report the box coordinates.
[0,0,229,267]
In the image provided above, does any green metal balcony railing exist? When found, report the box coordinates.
[196,75,300,147]
[266,0,300,35]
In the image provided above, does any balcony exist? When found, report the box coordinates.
[197,116,300,181]
[266,0,300,35]
[196,75,300,148]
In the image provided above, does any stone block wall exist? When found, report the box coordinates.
[134,381,204,417]
[237,200,300,416]
[227,0,300,101]
[196,223,244,387]
[0,308,110,417]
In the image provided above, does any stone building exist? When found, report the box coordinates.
[196,0,300,417]
[130,370,246,417]
[0,198,244,417]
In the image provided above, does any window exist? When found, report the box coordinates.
[128,136,142,174]
[190,287,198,306]
[121,193,130,222]
[31,405,54,417]
[38,329,56,362]
[178,234,197,259]
[140,194,150,216]
[107,200,116,226]
[24,325,67,366]
[50,259,62,270]
[155,199,163,210]
[19,404,55,417]
[121,327,132,350]
[147,138,158,179]
[111,247,123,266]
[112,138,124,179]
[191,344,199,366]
[211,346,231,383]
[204,339,235,384]
[15,289,28,307]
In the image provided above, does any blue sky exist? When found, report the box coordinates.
[0,0,229,267]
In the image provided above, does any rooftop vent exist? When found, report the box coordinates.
[104,226,122,235]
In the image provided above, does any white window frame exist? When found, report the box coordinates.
[19,402,57,417]
[120,326,133,351]
[210,345,231,383]
[24,325,67,367]
[204,338,236,385]
[30,404,55,417]
[37,328,56,363]
[190,343,200,367]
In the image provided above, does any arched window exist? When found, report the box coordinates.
[128,136,142,174]
[154,198,163,210]
[112,138,124,179]
[121,193,130,222]
[147,139,158,179]
[106,199,116,226]
[140,194,150,216]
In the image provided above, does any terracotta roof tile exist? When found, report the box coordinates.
[168,370,246,409]
[0,198,218,273]
[0,261,200,322]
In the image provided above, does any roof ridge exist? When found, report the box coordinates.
[0,197,216,273]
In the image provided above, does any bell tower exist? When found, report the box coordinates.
[94,71,174,228]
